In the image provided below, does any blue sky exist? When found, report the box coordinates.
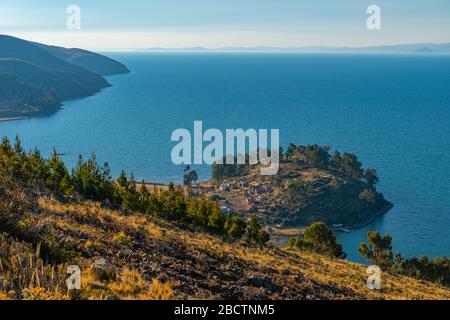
[1,0,449,50]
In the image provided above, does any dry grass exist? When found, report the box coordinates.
[79,268,174,300]
[0,291,10,300]
[2,196,449,300]
[170,221,450,300]
[0,234,70,300]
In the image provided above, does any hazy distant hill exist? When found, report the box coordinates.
[140,42,450,53]
[35,43,129,75]
[0,35,128,118]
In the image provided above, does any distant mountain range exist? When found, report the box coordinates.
[136,42,450,53]
[0,35,129,119]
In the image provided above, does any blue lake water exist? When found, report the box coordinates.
[1,53,450,263]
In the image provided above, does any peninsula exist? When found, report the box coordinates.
[0,35,129,120]
[204,144,392,230]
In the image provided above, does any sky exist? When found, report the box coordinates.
[1,0,449,50]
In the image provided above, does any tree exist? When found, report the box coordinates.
[13,135,24,156]
[207,206,225,233]
[27,148,50,186]
[359,231,394,270]
[304,145,330,167]
[71,154,113,201]
[360,232,450,287]
[258,229,270,244]
[364,169,379,186]
[224,216,246,239]
[359,188,377,204]
[399,256,450,287]
[292,222,346,258]
[139,181,151,213]
[211,158,247,183]
[114,171,140,212]
[47,148,73,196]
[247,214,261,242]
[246,214,270,245]
[183,165,198,186]
[285,143,296,159]
[339,153,363,178]
[330,151,342,170]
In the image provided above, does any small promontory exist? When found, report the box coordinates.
[208,144,393,229]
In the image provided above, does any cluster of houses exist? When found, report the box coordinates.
[218,180,275,216]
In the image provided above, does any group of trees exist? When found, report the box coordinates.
[210,143,378,189]
[285,143,378,185]
[211,160,247,183]
[288,222,449,288]
[289,222,346,259]
[0,136,269,245]
[359,231,450,288]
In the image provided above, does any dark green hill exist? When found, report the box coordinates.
[0,74,59,116]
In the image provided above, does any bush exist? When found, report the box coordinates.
[304,145,330,167]
[71,154,113,201]
[359,188,377,204]
[246,215,270,245]
[359,231,394,270]
[113,170,140,212]
[46,149,73,197]
[224,216,246,239]
[359,231,450,287]
[290,222,346,259]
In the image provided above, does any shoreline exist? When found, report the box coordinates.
[0,105,62,123]
[344,202,394,230]
[0,71,129,124]
[270,202,394,245]
[0,116,28,122]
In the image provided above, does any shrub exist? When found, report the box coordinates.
[247,215,270,245]
[290,222,346,258]
[71,154,113,201]
[359,231,394,270]
[224,216,246,239]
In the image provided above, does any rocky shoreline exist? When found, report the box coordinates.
[345,202,394,230]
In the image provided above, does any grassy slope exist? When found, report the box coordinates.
[1,192,448,300]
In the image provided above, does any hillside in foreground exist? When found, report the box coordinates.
[1,182,449,300]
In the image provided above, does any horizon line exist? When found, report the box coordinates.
[97,42,450,53]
